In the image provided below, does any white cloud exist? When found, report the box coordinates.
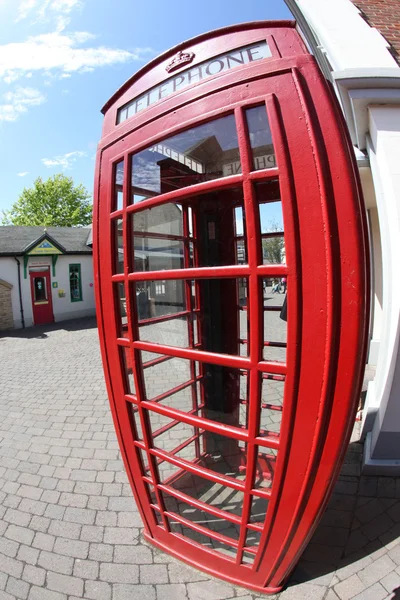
[0,31,153,81]
[17,171,29,177]
[17,0,83,26]
[0,87,46,121]
[42,150,86,169]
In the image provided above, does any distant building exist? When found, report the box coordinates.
[0,226,95,329]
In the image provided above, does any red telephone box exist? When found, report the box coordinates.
[94,22,369,594]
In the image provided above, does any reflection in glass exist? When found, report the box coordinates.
[262,281,287,363]
[253,446,278,490]
[114,219,124,274]
[245,105,275,171]
[114,160,124,211]
[34,277,47,302]
[136,278,248,356]
[141,350,248,433]
[115,283,128,336]
[130,189,246,272]
[260,374,284,435]
[131,115,241,202]
[120,346,135,394]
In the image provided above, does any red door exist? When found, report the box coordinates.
[94,23,369,594]
[30,269,54,325]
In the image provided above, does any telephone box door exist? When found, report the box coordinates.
[94,23,369,594]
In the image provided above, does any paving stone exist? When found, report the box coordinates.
[53,536,89,559]
[21,564,46,586]
[140,564,168,584]
[335,553,373,581]
[388,544,400,566]
[64,506,96,525]
[28,586,67,600]
[73,558,99,579]
[358,555,397,587]
[334,574,366,600]
[0,553,24,578]
[96,511,117,527]
[29,515,50,533]
[79,522,105,544]
[17,545,39,566]
[3,508,31,527]
[381,569,400,594]
[48,520,82,540]
[168,561,209,583]
[156,583,187,600]
[0,537,19,558]
[32,531,55,551]
[351,581,388,600]
[37,549,74,575]
[187,580,236,600]
[103,526,139,545]
[5,576,29,599]
[88,543,114,562]
[84,580,112,600]
[99,562,139,583]
[47,571,84,597]
[0,591,17,600]
[278,582,326,599]
[114,545,153,564]
[113,584,156,600]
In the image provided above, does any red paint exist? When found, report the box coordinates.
[94,22,369,594]
[30,269,54,325]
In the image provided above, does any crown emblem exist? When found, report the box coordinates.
[166,50,195,73]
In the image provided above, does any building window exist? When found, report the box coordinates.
[69,264,82,302]
[155,281,166,295]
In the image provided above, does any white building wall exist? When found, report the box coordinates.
[0,254,95,329]
[293,0,398,72]
[49,255,95,322]
[287,0,400,472]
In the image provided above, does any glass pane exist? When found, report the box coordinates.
[135,280,186,321]
[260,374,284,435]
[263,284,287,363]
[168,471,245,519]
[114,160,124,211]
[131,115,240,201]
[130,189,246,271]
[34,277,47,302]
[119,346,135,395]
[168,516,237,560]
[250,494,269,524]
[163,493,240,542]
[127,403,143,441]
[115,283,128,336]
[136,278,248,356]
[141,350,248,431]
[253,446,277,490]
[245,105,276,171]
[114,219,124,274]
[145,410,247,484]
[256,181,285,265]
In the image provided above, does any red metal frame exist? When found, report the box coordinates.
[94,22,369,594]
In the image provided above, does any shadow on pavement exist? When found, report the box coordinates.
[285,435,400,597]
[0,316,98,339]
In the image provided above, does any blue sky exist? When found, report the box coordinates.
[0,0,292,216]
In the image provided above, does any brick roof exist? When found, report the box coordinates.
[351,0,400,64]
[0,226,92,256]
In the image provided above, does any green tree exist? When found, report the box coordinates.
[2,174,92,226]
[262,221,285,264]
